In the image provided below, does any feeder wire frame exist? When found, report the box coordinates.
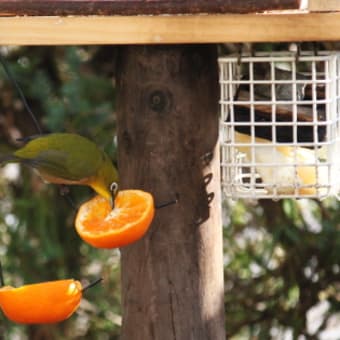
[219,51,340,200]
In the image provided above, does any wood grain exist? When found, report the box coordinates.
[1,13,340,45]
[116,45,225,340]
[0,0,301,16]
[309,0,340,11]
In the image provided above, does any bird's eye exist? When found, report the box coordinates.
[110,182,118,196]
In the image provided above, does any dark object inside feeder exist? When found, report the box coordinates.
[228,65,326,145]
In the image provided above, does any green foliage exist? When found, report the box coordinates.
[225,198,340,339]
[0,46,119,339]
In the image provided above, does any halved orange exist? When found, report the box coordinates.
[0,279,82,324]
[75,190,155,248]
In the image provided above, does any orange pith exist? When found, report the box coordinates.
[0,279,82,324]
[75,190,155,248]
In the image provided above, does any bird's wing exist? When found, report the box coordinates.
[23,150,95,182]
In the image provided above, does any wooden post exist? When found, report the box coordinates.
[116,45,225,340]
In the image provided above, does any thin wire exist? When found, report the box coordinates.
[0,261,4,287]
[0,55,84,209]
[155,198,178,210]
[82,277,103,293]
[59,185,78,211]
[0,55,42,135]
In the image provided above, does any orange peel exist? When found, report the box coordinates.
[0,279,82,324]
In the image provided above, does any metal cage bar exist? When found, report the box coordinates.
[219,51,340,200]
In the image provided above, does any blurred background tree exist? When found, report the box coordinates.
[0,46,121,339]
[0,44,339,339]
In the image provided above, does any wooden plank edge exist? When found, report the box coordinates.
[0,0,302,16]
[1,13,340,45]
[308,0,340,12]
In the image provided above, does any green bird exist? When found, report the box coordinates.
[0,133,118,202]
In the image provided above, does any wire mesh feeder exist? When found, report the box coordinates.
[219,51,340,200]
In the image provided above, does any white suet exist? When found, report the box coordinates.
[234,131,329,196]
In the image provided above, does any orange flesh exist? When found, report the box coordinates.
[0,279,82,324]
[75,190,155,248]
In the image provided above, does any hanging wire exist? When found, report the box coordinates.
[0,54,42,135]
[0,54,80,208]
[0,261,4,287]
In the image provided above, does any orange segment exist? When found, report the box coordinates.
[75,190,155,248]
[0,279,82,324]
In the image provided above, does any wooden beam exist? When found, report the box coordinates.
[1,12,340,45]
[0,0,302,16]
[309,0,340,11]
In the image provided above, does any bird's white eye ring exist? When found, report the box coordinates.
[110,182,119,196]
